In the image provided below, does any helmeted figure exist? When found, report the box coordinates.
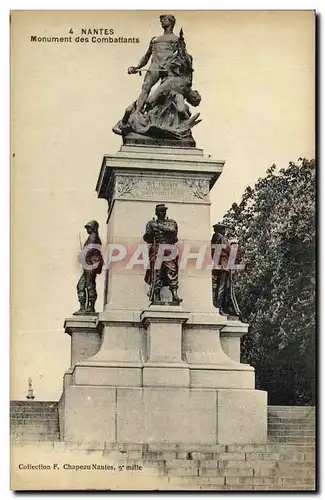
[73,220,104,315]
[211,223,241,317]
[143,204,182,304]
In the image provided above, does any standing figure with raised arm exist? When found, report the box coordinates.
[127,14,179,113]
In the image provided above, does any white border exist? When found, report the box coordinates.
[2,2,321,498]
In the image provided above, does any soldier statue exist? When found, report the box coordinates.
[211,223,241,318]
[143,204,182,304]
[73,220,104,315]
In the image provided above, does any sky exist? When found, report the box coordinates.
[10,10,315,400]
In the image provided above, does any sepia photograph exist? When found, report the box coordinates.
[10,9,315,491]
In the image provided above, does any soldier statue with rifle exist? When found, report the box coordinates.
[211,223,241,318]
[73,220,104,315]
[143,204,182,304]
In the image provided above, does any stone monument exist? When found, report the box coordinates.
[59,14,267,445]
[26,378,35,400]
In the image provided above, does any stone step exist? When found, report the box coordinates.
[11,428,59,436]
[269,430,315,436]
[223,476,315,488]
[267,426,315,432]
[268,405,315,412]
[268,413,315,419]
[11,424,59,431]
[268,419,315,424]
[268,417,315,424]
[11,414,59,419]
[11,420,59,426]
[11,406,58,409]
[49,441,315,453]
[269,435,315,441]
[10,397,316,493]
[10,439,315,491]
[168,474,311,487]
[244,451,314,462]
[147,443,228,453]
[227,443,315,452]
[11,414,59,420]
[268,418,315,424]
[268,430,315,437]
[11,432,60,441]
[11,421,59,427]
[11,413,58,417]
[268,437,315,444]
[268,411,315,417]
[162,459,315,472]
[268,422,315,427]
[268,422,316,427]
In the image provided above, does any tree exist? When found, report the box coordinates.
[222,158,316,405]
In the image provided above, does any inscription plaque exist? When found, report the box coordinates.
[114,175,210,204]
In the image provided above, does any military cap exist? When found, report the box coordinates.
[84,220,99,231]
[213,223,227,232]
[155,204,168,211]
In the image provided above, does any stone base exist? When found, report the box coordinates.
[143,363,190,387]
[61,304,265,446]
[123,132,196,148]
[59,385,267,444]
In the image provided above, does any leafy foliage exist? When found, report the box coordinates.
[222,158,316,405]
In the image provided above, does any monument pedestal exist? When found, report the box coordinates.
[60,309,266,444]
[141,306,190,387]
[59,144,267,445]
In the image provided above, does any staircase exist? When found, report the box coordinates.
[10,402,316,490]
[268,405,315,444]
[10,401,59,441]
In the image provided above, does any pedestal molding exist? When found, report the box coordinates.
[140,308,191,328]
[188,363,253,371]
[96,151,224,203]
[64,316,101,336]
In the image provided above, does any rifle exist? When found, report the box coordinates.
[149,227,157,303]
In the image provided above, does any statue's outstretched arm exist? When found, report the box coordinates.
[137,39,153,69]
[128,39,153,74]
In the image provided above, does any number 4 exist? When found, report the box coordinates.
[69,28,74,34]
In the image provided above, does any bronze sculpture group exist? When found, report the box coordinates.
[73,216,241,316]
[112,14,201,144]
